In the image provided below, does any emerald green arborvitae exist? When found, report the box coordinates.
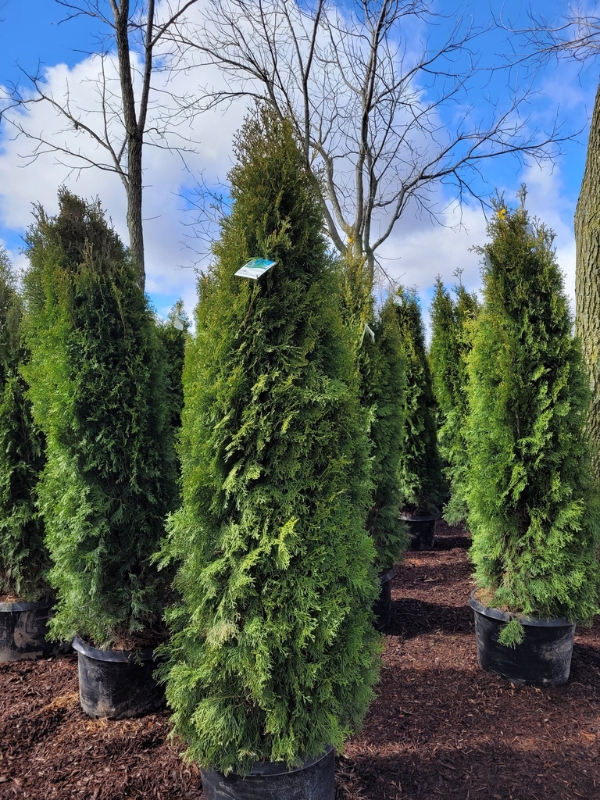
[363,297,408,570]
[156,300,189,438]
[467,201,600,632]
[159,108,381,774]
[430,277,479,524]
[23,189,177,647]
[0,248,47,600]
[395,288,444,514]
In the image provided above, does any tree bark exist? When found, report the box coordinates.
[575,82,600,479]
[126,136,145,289]
[113,0,147,290]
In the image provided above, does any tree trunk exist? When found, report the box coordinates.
[127,135,145,291]
[113,0,146,291]
[575,82,600,479]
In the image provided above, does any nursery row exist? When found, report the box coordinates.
[2,108,600,799]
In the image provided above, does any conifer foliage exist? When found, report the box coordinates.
[160,108,381,774]
[430,277,478,523]
[364,297,408,569]
[395,288,444,514]
[156,300,189,437]
[23,190,177,647]
[0,248,47,600]
[336,258,407,571]
[466,201,600,636]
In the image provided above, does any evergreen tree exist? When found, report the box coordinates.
[0,248,47,600]
[159,108,381,774]
[466,200,600,643]
[364,297,408,569]
[23,189,177,647]
[335,256,408,571]
[395,288,444,514]
[430,277,478,523]
[156,299,189,438]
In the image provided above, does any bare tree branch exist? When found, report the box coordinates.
[167,0,568,282]
[1,0,200,288]
[497,5,600,66]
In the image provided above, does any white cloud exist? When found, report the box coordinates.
[373,157,578,339]
[0,1,584,328]
[0,43,248,318]
[517,161,576,306]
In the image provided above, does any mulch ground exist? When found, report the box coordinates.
[2,522,600,799]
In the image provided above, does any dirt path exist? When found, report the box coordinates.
[339,521,600,799]
[1,522,599,799]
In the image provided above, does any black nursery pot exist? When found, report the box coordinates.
[469,593,576,686]
[373,569,395,631]
[0,598,65,662]
[72,636,165,719]
[200,747,335,800]
[400,511,439,551]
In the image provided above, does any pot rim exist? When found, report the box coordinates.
[469,591,575,629]
[378,568,395,583]
[72,635,156,663]
[0,597,53,613]
[201,745,334,779]
[399,511,440,522]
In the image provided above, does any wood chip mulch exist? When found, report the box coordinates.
[2,521,600,799]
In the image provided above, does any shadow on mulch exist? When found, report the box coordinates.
[396,559,473,588]
[570,642,600,685]
[2,522,600,800]
[431,533,471,551]
[336,738,600,800]
[388,598,473,639]
[431,518,471,548]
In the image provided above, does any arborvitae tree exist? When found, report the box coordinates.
[363,297,408,569]
[335,254,408,572]
[0,248,47,600]
[23,189,177,647]
[159,108,381,774]
[466,201,600,644]
[156,300,190,436]
[395,288,444,514]
[430,277,479,524]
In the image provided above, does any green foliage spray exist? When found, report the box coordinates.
[156,299,189,437]
[0,248,47,600]
[160,109,381,774]
[23,190,177,647]
[467,201,600,643]
[430,277,479,524]
[363,297,408,570]
[395,288,444,514]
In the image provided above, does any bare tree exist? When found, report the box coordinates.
[502,8,600,65]
[168,0,565,285]
[2,0,199,288]
[503,7,600,478]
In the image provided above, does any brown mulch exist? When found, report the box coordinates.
[2,521,600,799]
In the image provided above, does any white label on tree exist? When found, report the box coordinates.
[235,258,277,279]
[173,317,185,331]
[360,323,375,346]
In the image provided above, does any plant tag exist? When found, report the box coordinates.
[173,317,185,331]
[235,258,277,280]
[360,323,375,346]
[484,252,492,270]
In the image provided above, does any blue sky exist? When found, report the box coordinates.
[0,0,598,321]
